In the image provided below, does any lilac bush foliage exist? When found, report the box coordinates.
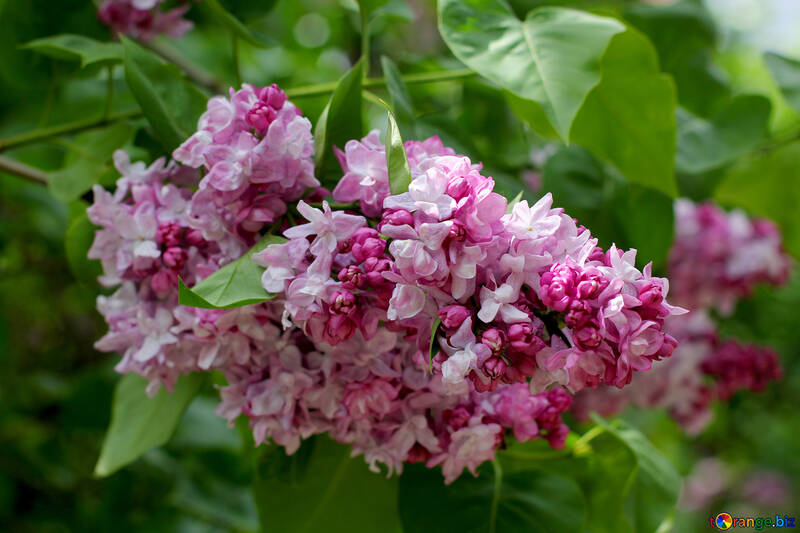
[90,85,686,483]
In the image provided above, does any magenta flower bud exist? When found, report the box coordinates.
[379,209,413,230]
[438,305,472,330]
[576,268,607,300]
[446,175,470,200]
[329,290,356,315]
[324,314,356,343]
[443,406,471,430]
[351,227,380,245]
[540,264,576,311]
[338,266,365,289]
[363,257,391,286]
[655,333,678,359]
[448,220,467,242]
[162,246,187,270]
[150,270,175,296]
[185,229,206,248]
[257,83,288,110]
[507,323,546,355]
[574,324,602,350]
[637,282,663,307]
[406,443,431,464]
[156,222,182,248]
[483,356,507,380]
[352,237,386,262]
[564,299,592,329]
[481,328,504,355]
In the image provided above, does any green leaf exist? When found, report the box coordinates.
[253,436,400,532]
[438,0,624,140]
[65,209,102,285]
[428,316,441,372]
[202,0,270,48]
[764,51,800,114]
[385,109,412,194]
[506,190,524,214]
[314,60,363,189]
[22,34,122,67]
[399,460,586,533]
[121,36,208,152]
[715,142,800,260]
[48,122,136,202]
[357,0,391,21]
[676,94,771,174]
[591,416,681,533]
[95,373,204,477]
[543,145,673,269]
[380,56,416,139]
[570,29,678,197]
[179,234,286,309]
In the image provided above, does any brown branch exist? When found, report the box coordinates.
[0,156,48,185]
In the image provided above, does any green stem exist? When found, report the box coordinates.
[104,65,115,119]
[0,109,142,153]
[0,156,49,185]
[572,425,606,457]
[231,32,242,87]
[285,68,476,99]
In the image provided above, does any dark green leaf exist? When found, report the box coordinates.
[314,60,363,188]
[764,52,800,114]
[676,94,771,174]
[253,436,400,532]
[438,0,624,140]
[715,142,800,260]
[95,373,204,477]
[570,29,678,197]
[48,122,136,202]
[399,460,586,533]
[22,34,122,67]
[428,316,441,372]
[380,56,416,139]
[179,234,286,309]
[202,0,270,48]
[121,36,208,151]
[65,209,102,285]
[385,109,412,194]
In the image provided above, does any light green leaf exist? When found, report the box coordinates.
[506,190,524,214]
[95,373,204,477]
[764,52,800,114]
[202,0,270,48]
[380,55,416,139]
[22,34,122,67]
[357,0,390,21]
[570,29,678,197]
[121,36,208,151]
[179,234,286,309]
[676,94,771,174]
[315,60,363,189]
[65,208,102,285]
[48,122,135,202]
[253,436,400,532]
[385,109,412,194]
[715,142,800,260]
[399,460,586,533]
[438,0,624,140]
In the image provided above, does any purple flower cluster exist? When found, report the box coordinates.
[89,90,683,483]
[669,199,791,315]
[98,0,196,41]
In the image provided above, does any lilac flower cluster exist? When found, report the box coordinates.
[89,86,684,482]
[98,0,196,41]
[669,199,791,315]
[572,200,789,433]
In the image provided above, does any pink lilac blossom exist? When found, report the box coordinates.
[669,199,791,315]
[98,0,196,41]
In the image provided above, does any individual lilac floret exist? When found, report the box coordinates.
[98,0,195,41]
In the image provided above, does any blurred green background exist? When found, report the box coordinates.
[1,0,799,531]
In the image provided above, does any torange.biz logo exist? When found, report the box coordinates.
[710,512,796,530]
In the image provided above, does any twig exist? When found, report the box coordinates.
[0,156,49,185]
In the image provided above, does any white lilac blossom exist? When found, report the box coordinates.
[90,102,683,483]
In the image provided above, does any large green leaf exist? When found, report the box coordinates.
[715,142,800,260]
[438,0,624,140]
[399,460,585,533]
[121,36,208,152]
[22,34,123,67]
[543,145,673,269]
[380,56,416,139]
[95,373,204,477]
[764,52,800,115]
[202,0,270,48]
[48,122,136,202]
[253,436,400,532]
[675,94,771,174]
[65,209,102,285]
[570,29,677,197]
[179,234,286,309]
[314,60,363,188]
